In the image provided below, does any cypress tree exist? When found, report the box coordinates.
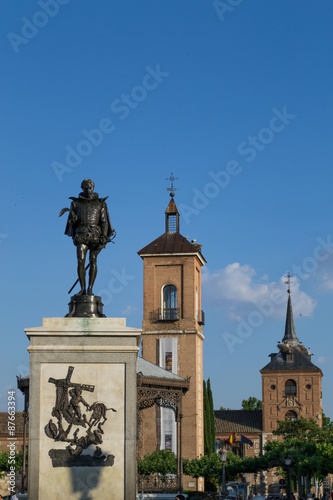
[203,380,209,455]
[204,378,216,455]
[207,378,216,454]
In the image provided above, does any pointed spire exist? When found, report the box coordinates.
[282,293,299,346]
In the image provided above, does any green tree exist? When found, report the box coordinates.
[209,417,333,489]
[183,450,261,488]
[0,450,25,473]
[322,413,333,432]
[137,450,177,475]
[204,378,215,455]
[203,380,209,455]
[184,451,224,491]
[272,416,324,441]
[207,378,216,454]
[241,397,262,410]
[264,417,333,492]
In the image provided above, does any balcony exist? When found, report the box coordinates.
[148,309,205,325]
[197,310,205,325]
[149,308,180,322]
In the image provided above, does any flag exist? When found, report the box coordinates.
[241,435,253,446]
[225,432,236,444]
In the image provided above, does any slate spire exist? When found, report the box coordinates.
[282,292,299,346]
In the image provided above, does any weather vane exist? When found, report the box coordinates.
[166,173,179,197]
[284,272,294,294]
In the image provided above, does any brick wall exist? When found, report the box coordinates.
[141,252,204,463]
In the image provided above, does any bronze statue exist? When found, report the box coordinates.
[60,179,115,296]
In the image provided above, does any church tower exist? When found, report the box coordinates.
[138,184,206,468]
[261,287,323,434]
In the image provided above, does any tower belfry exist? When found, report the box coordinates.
[138,180,206,490]
[165,173,180,233]
[165,197,180,234]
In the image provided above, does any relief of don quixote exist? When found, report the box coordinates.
[45,366,116,467]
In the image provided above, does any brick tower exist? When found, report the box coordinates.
[138,188,206,476]
[260,288,323,493]
[261,290,323,433]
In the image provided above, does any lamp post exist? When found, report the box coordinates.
[285,455,292,500]
[219,446,228,497]
[254,473,257,496]
[17,375,29,494]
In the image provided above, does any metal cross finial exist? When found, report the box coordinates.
[166,173,179,197]
[284,272,294,294]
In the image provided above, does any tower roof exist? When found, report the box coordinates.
[260,345,322,373]
[260,291,322,374]
[215,409,262,433]
[138,232,206,265]
[165,197,179,215]
[282,293,299,346]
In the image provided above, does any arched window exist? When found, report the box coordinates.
[285,379,297,396]
[163,284,178,320]
[285,410,297,422]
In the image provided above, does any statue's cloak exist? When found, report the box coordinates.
[64,192,112,239]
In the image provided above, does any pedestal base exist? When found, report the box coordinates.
[25,317,141,500]
[66,294,105,318]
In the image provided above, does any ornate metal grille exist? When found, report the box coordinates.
[138,474,179,493]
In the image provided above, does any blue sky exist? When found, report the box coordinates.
[1,0,333,419]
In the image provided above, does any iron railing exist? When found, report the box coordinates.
[197,310,205,325]
[138,474,178,493]
[150,308,180,322]
[149,309,205,324]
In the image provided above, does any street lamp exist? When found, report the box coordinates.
[254,473,258,496]
[219,446,228,497]
[285,455,292,500]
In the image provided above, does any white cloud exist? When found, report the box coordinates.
[317,270,333,293]
[202,263,316,320]
[122,305,137,315]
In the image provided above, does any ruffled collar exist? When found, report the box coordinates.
[78,192,99,202]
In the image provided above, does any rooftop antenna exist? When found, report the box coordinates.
[166,173,179,198]
[284,272,294,294]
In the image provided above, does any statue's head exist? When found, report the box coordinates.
[81,179,95,192]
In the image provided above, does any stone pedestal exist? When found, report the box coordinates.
[66,294,106,318]
[25,317,141,500]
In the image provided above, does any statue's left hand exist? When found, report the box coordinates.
[100,235,109,245]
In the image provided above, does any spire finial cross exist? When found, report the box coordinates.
[284,272,294,294]
[166,173,178,197]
